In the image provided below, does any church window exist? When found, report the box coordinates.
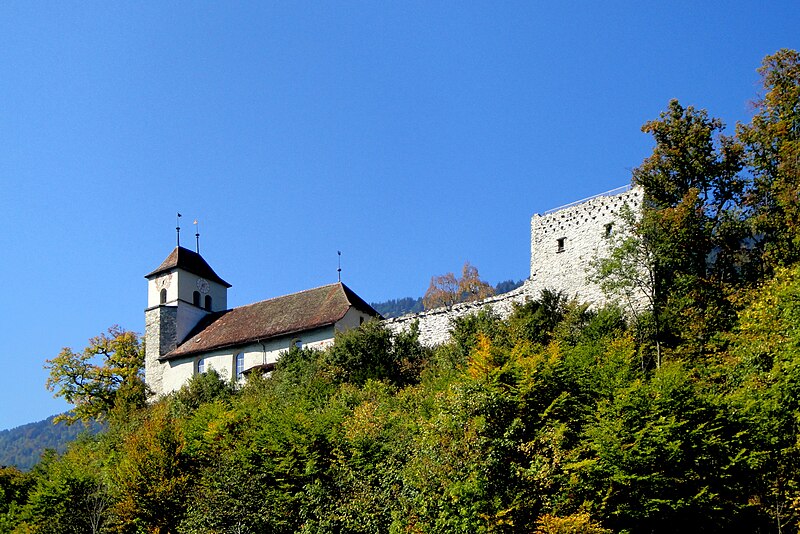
[197,357,206,374]
[235,352,244,379]
[193,291,201,307]
[160,288,167,304]
[557,237,565,253]
[205,295,212,311]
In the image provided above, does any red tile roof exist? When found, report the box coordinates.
[145,246,231,288]
[161,282,380,360]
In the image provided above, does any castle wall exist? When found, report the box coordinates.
[387,186,644,348]
[529,186,642,306]
[385,284,533,346]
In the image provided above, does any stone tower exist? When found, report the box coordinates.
[529,185,643,306]
[144,246,230,396]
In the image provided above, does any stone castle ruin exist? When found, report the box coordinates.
[143,185,643,396]
[386,185,643,345]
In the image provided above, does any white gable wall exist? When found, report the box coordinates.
[336,307,375,331]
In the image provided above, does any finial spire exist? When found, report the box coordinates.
[194,219,200,253]
[337,250,342,282]
[176,213,182,246]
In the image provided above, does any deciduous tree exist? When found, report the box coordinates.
[738,48,800,268]
[45,326,146,424]
[594,99,747,363]
[423,261,495,310]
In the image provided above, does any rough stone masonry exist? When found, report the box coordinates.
[386,185,644,346]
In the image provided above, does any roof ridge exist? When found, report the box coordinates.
[227,282,343,311]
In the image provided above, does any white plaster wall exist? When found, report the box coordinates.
[175,303,209,346]
[176,271,228,311]
[147,271,228,311]
[158,325,337,395]
[147,271,227,311]
[336,307,374,332]
[147,273,174,307]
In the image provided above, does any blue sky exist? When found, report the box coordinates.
[0,2,797,431]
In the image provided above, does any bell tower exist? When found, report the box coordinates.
[144,246,231,397]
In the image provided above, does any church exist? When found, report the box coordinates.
[144,245,381,397]
[145,185,642,397]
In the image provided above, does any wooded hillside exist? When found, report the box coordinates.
[1,49,798,533]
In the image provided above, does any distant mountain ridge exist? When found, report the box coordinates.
[371,279,524,318]
[0,415,102,471]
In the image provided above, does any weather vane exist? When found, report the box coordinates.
[337,250,342,282]
[194,219,200,253]
[176,213,182,246]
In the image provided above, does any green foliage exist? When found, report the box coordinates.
[110,403,189,533]
[45,326,146,425]
[18,444,111,534]
[170,368,235,418]
[738,49,800,269]
[0,466,31,532]
[326,319,428,386]
[17,49,799,534]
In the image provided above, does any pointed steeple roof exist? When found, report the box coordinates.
[145,246,231,287]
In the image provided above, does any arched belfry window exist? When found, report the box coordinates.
[193,291,201,307]
[160,288,167,304]
[205,295,212,311]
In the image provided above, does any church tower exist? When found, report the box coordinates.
[144,246,231,396]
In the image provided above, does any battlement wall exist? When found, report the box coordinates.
[387,186,644,347]
[529,186,642,306]
[384,284,533,346]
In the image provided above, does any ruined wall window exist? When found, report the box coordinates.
[205,295,212,311]
[193,291,201,307]
[160,288,167,304]
[197,358,206,374]
[605,223,613,237]
[235,352,244,379]
[557,237,566,253]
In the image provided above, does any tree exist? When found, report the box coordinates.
[45,326,146,424]
[594,99,747,363]
[111,403,189,533]
[423,261,495,310]
[590,205,662,366]
[18,447,111,534]
[738,48,800,269]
